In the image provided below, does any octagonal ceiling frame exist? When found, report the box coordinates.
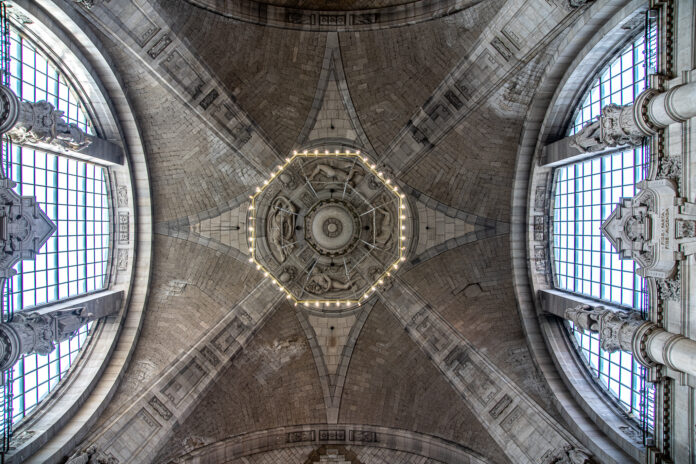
[247,149,407,308]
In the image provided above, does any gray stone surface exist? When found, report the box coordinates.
[19,0,688,462]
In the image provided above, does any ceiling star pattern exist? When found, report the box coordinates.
[44,0,607,462]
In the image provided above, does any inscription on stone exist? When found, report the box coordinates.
[147,34,172,59]
[491,37,513,61]
[200,89,220,110]
[350,430,377,442]
[148,396,173,420]
[199,345,220,366]
[489,394,513,419]
[660,209,670,247]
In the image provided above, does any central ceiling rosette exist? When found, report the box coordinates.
[248,150,406,309]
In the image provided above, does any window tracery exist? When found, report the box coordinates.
[551,30,655,431]
[0,28,110,428]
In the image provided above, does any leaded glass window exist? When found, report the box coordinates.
[551,29,655,432]
[568,34,647,135]
[0,29,110,426]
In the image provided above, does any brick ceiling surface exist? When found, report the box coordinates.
[77,0,584,462]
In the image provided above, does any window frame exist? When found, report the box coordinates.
[0,3,150,462]
[546,26,657,436]
[0,27,116,431]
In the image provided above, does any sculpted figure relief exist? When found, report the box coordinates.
[305,271,353,295]
[309,161,364,187]
[569,104,643,153]
[268,196,297,264]
[9,100,91,150]
[375,207,393,245]
[544,445,594,464]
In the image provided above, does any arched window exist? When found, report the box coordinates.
[551,32,655,431]
[1,29,111,425]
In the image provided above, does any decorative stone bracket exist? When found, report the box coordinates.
[562,303,696,377]
[564,304,645,353]
[544,82,696,165]
[0,85,123,165]
[568,103,645,152]
[0,290,122,375]
[571,82,696,152]
[601,178,696,279]
[0,85,89,151]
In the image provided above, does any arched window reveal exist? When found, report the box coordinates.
[0,24,111,436]
[550,29,656,432]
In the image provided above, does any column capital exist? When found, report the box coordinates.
[569,103,646,153]
[0,291,123,374]
[0,84,124,165]
[0,84,20,134]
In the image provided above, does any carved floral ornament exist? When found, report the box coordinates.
[601,178,696,280]
[248,150,407,309]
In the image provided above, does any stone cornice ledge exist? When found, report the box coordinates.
[184,0,485,31]
[173,424,492,464]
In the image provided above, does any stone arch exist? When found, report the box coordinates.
[4,1,152,463]
[511,0,651,463]
[165,424,492,464]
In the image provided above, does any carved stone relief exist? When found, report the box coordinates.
[5,99,92,151]
[602,178,696,279]
[569,103,644,152]
[542,445,594,464]
[249,152,406,307]
[0,300,120,371]
[563,304,646,353]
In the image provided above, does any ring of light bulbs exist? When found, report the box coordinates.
[247,149,407,309]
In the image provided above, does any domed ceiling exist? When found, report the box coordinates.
[63,0,598,462]
[244,0,417,10]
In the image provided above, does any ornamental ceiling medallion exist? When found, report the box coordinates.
[248,150,406,309]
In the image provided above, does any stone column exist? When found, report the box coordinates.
[556,300,696,378]
[0,85,123,165]
[543,82,696,166]
[0,290,122,374]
